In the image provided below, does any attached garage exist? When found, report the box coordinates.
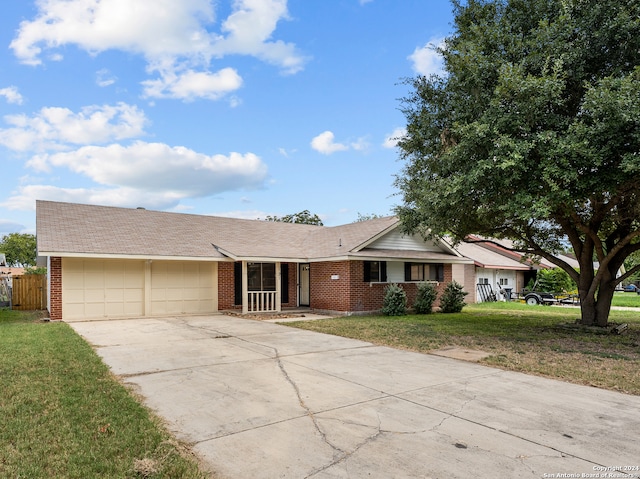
[62,258,218,320]
[150,261,217,315]
[62,258,145,320]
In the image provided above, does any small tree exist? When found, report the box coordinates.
[381,283,407,316]
[264,210,323,225]
[0,233,37,267]
[439,281,468,314]
[414,282,437,314]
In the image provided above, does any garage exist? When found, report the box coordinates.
[62,258,218,320]
[62,258,145,320]
[150,261,217,315]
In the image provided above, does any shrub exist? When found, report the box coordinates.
[536,268,576,294]
[381,283,407,316]
[439,281,468,313]
[414,282,437,314]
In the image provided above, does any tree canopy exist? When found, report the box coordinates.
[264,210,324,225]
[395,0,640,326]
[0,233,37,268]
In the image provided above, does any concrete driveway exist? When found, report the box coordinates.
[69,315,640,479]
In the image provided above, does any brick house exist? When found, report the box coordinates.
[36,200,474,321]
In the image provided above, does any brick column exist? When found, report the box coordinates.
[49,257,62,321]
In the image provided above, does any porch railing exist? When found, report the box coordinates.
[247,291,278,312]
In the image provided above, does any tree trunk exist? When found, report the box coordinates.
[578,275,615,327]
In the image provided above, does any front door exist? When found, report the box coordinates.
[299,263,310,306]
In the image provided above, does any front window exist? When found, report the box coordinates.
[364,261,387,282]
[405,263,444,282]
[247,262,276,291]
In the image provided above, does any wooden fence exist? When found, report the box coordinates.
[12,274,47,310]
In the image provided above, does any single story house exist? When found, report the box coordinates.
[36,201,475,321]
[453,239,538,302]
[454,236,581,302]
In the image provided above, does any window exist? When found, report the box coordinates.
[499,278,509,286]
[429,264,445,282]
[406,263,444,282]
[247,262,276,291]
[404,263,427,281]
[364,261,387,282]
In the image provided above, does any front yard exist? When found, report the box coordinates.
[285,302,640,395]
[0,309,210,479]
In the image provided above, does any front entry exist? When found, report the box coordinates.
[299,263,310,306]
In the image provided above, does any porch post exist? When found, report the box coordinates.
[276,262,281,312]
[242,261,248,314]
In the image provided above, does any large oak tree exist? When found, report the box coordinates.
[395,0,640,326]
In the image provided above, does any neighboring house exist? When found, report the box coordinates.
[454,236,581,302]
[36,201,475,321]
[0,253,24,288]
[453,240,538,302]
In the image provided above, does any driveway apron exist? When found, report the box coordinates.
[69,315,640,479]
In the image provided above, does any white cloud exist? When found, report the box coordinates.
[311,131,349,155]
[311,131,369,155]
[1,184,187,211]
[27,141,268,197]
[409,37,446,76]
[0,86,24,105]
[10,0,306,99]
[96,68,117,87]
[0,103,147,152]
[211,0,306,75]
[141,67,243,101]
[383,127,407,148]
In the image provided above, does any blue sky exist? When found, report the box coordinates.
[0,0,453,234]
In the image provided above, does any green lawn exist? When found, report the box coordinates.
[612,291,640,308]
[0,309,210,479]
[285,302,640,395]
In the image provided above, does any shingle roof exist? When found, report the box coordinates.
[453,240,534,270]
[36,200,404,262]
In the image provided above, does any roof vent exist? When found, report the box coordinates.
[136,207,146,210]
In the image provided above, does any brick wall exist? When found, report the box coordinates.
[49,257,62,320]
[310,261,453,314]
[309,261,352,311]
[217,262,236,310]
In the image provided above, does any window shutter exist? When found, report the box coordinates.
[404,262,411,282]
[437,264,444,282]
[381,261,387,282]
[281,263,289,303]
[234,262,242,305]
[363,261,371,282]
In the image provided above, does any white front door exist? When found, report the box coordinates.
[299,263,310,306]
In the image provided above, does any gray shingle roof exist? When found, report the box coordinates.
[36,200,403,261]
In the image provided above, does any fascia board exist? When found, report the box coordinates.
[37,251,230,262]
[310,254,473,264]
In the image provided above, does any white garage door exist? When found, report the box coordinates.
[150,261,217,315]
[63,258,145,320]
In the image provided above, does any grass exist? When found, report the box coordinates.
[612,291,640,308]
[285,302,640,395]
[0,309,211,479]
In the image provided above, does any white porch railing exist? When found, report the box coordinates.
[247,291,278,312]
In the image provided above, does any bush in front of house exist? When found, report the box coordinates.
[439,281,468,313]
[381,283,407,316]
[413,282,437,314]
